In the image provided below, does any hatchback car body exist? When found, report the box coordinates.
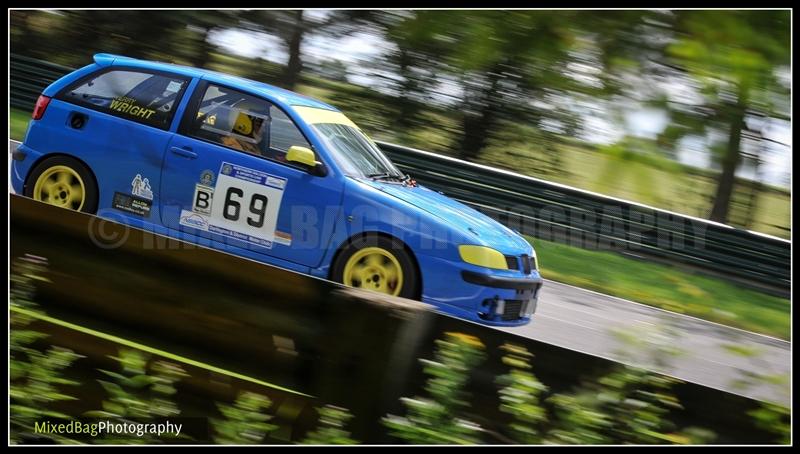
[11,53,542,326]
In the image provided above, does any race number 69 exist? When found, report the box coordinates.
[223,187,269,228]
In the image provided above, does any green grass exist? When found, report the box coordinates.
[10,107,30,141]
[479,130,790,239]
[528,236,790,340]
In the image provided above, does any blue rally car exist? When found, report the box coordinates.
[11,54,542,326]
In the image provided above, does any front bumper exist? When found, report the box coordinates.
[461,270,543,290]
[417,252,543,327]
[461,270,542,324]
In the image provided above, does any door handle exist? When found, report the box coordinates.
[170,146,197,159]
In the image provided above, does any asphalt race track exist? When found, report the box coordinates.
[8,140,790,405]
[501,280,789,405]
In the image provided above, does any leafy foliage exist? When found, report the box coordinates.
[212,392,279,444]
[495,343,549,444]
[86,349,189,444]
[300,405,358,445]
[722,342,790,444]
[748,403,790,445]
[10,255,83,445]
[383,332,487,444]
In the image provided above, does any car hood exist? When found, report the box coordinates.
[360,179,532,254]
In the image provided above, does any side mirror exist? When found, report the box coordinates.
[286,145,327,176]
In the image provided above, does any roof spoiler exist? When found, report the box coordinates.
[93,53,137,67]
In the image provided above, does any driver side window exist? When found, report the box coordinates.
[269,106,311,153]
[187,84,313,166]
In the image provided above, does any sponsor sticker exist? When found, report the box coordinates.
[274,230,292,246]
[193,184,214,215]
[131,174,154,200]
[113,192,152,217]
[110,97,157,120]
[179,210,209,231]
[199,170,215,186]
[166,80,184,94]
[180,162,287,250]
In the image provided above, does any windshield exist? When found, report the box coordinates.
[311,123,404,179]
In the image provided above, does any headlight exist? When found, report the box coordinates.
[458,245,508,270]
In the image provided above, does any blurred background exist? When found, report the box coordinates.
[7,11,792,444]
[9,10,791,238]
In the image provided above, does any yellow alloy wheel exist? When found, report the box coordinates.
[343,247,404,296]
[32,165,86,211]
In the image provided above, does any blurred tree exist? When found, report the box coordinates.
[308,59,350,83]
[9,11,38,57]
[383,11,654,162]
[171,11,243,68]
[442,11,580,161]
[55,11,178,62]
[10,10,242,69]
[242,10,377,90]
[376,11,449,134]
[651,10,790,223]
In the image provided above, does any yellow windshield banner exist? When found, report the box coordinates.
[293,106,358,128]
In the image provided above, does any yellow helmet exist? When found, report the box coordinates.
[233,111,253,136]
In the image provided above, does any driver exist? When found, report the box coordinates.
[221,102,268,156]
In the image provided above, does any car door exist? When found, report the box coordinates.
[159,81,345,268]
[50,67,191,224]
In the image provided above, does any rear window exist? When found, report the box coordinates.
[58,68,189,130]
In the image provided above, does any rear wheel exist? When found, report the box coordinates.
[25,156,98,214]
[332,235,419,299]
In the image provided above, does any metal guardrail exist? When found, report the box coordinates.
[10,54,75,110]
[378,142,791,294]
[9,54,790,293]
[10,194,778,443]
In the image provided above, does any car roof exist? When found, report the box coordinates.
[93,53,339,112]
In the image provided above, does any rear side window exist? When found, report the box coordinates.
[58,69,189,130]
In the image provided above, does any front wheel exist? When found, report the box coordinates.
[331,235,419,299]
[24,156,99,214]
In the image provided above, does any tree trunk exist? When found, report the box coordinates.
[396,48,420,132]
[457,70,502,162]
[282,10,305,90]
[709,99,746,223]
[190,27,215,69]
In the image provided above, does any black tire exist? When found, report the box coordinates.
[24,155,99,214]
[331,235,420,299]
